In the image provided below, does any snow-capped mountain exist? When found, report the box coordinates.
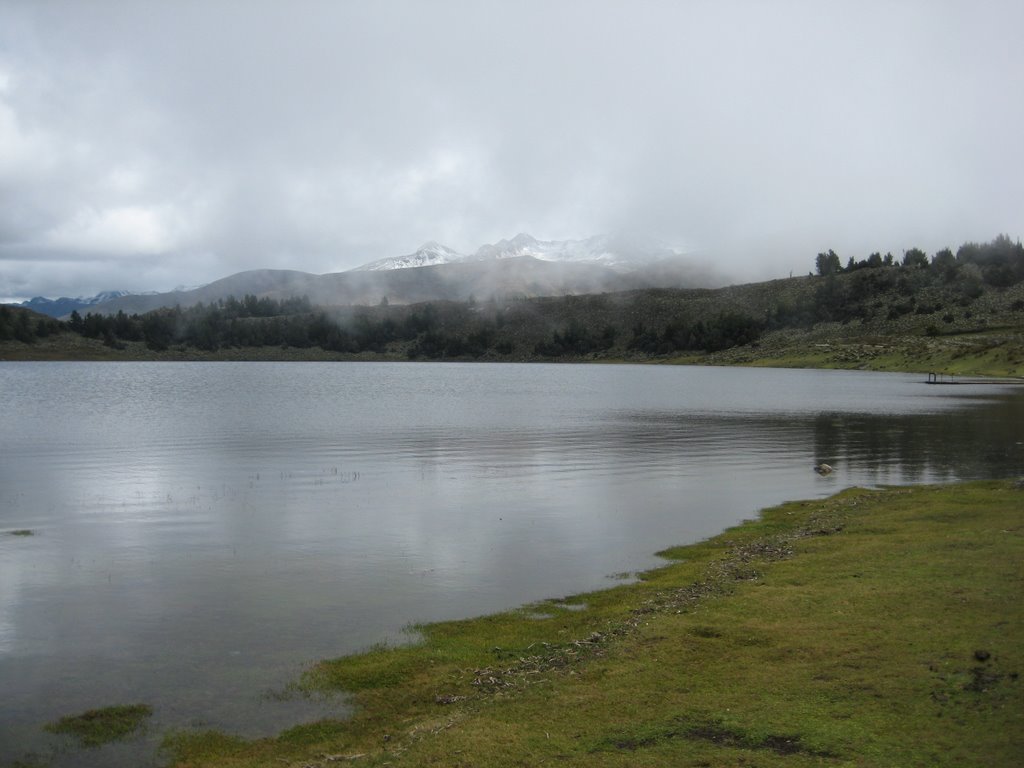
[81,233,715,316]
[354,241,465,271]
[352,233,682,273]
[15,291,133,318]
[471,233,680,271]
[71,233,699,317]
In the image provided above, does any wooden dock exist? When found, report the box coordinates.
[926,372,1024,385]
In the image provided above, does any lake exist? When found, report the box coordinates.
[1,362,1022,766]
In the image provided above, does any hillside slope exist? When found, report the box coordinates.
[84,255,719,317]
[5,263,1023,376]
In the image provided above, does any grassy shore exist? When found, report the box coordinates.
[163,481,1023,767]
[679,326,1024,378]
[4,326,1024,378]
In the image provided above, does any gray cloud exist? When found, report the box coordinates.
[1,0,1022,300]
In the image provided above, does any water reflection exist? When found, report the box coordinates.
[810,392,1024,481]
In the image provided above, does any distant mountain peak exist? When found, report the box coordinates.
[351,232,685,273]
[354,241,466,272]
[14,290,133,318]
[508,232,538,247]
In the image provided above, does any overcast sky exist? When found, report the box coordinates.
[1,0,1022,301]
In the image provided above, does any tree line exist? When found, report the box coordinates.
[814,234,1024,286]
[3,292,771,359]
[0,305,63,343]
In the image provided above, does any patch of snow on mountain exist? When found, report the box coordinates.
[354,241,466,271]
[350,233,685,273]
[87,290,133,304]
[472,233,681,271]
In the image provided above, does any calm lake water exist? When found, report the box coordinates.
[2,362,1022,766]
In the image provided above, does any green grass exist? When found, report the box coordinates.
[687,328,1024,377]
[44,704,153,747]
[7,529,34,536]
[6,328,1023,377]
[164,481,1024,767]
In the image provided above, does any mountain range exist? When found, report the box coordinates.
[11,233,719,318]
[355,233,681,272]
[13,291,135,319]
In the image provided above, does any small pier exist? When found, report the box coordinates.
[926,372,1024,385]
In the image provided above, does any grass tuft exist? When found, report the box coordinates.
[44,704,152,747]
